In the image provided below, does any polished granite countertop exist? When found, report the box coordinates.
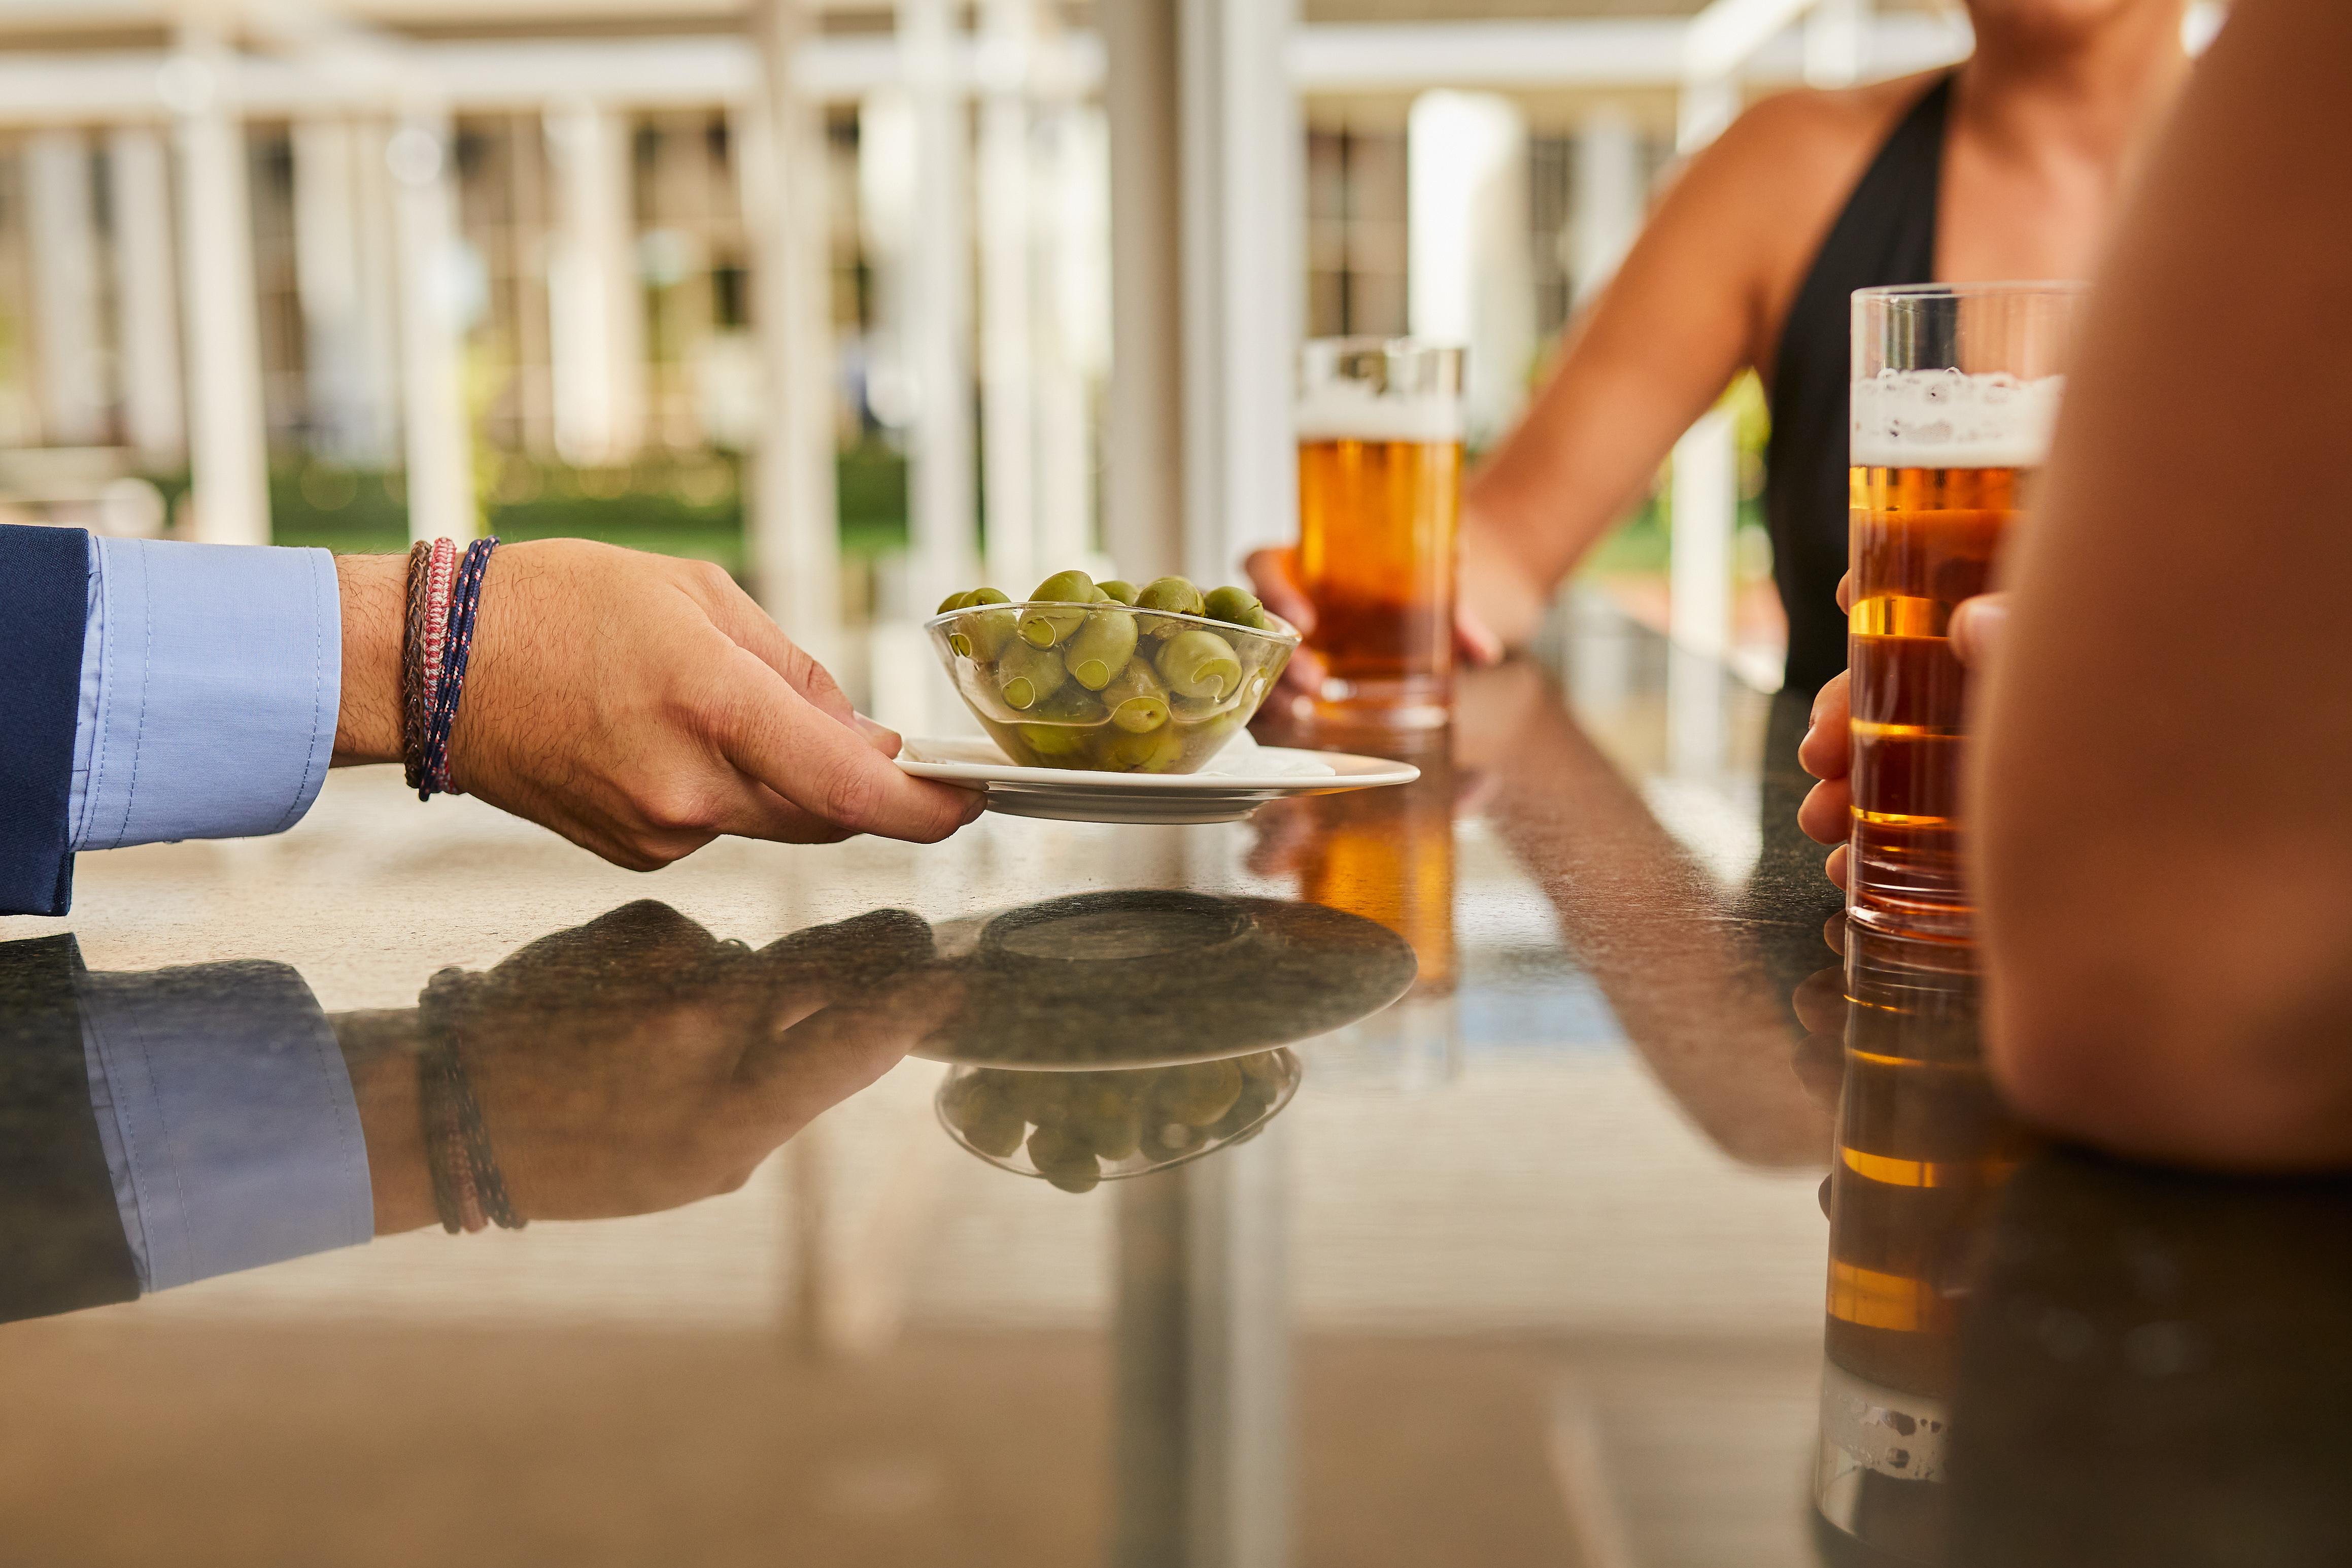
[3,594,2345,1568]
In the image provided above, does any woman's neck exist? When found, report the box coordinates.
[1959,6,2193,168]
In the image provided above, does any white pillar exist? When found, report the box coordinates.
[23,131,109,450]
[899,0,979,610]
[292,119,392,464]
[1569,107,1643,307]
[1406,90,1533,448]
[1101,0,1184,584]
[1670,60,1744,665]
[168,38,272,546]
[977,0,1039,595]
[1035,99,1108,575]
[1177,0,1302,589]
[387,112,475,544]
[740,0,842,661]
[106,127,185,466]
[1669,405,1737,660]
[1805,0,1869,87]
[543,100,646,468]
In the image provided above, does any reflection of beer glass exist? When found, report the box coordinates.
[1847,285,2080,939]
[1816,928,2023,1562]
[1296,339,1466,729]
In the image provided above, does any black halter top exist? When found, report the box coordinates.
[1762,73,1955,695]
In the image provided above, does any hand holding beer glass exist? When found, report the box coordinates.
[1846,284,2079,940]
[1294,340,1467,729]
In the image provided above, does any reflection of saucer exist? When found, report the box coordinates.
[915,890,1417,1068]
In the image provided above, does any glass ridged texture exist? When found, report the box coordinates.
[1846,284,2081,939]
[1296,338,1466,730]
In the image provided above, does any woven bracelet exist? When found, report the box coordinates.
[417,969,526,1235]
[402,536,498,801]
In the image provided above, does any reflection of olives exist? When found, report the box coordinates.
[1154,1060,1244,1126]
[1064,609,1141,691]
[944,1054,1292,1192]
[940,1075,1026,1157]
[1157,629,1242,701]
[1096,578,1139,605]
[1028,1125,1102,1193]
[996,642,1068,711]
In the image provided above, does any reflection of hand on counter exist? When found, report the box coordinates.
[1462,659,1835,1168]
[342,903,958,1232]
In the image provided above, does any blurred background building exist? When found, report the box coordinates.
[0,0,2222,706]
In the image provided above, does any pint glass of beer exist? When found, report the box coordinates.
[1296,339,1466,728]
[1847,284,2080,939]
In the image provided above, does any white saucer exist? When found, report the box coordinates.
[898,732,1420,824]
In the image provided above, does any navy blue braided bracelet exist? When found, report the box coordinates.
[418,536,499,801]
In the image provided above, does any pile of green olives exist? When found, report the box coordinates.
[932,570,1294,773]
[938,1052,1297,1192]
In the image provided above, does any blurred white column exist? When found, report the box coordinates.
[293,119,406,465]
[167,37,271,546]
[23,131,109,449]
[976,0,1038,595]
[1670,15,1755,665]
[740,0,842,661]
[387,112,476,543]
[1035,97,1108,575]
[1101,0,1184,584]
[106,127,186,466]
[1407,90,1533,447]
[1805,0,1868,86]
[899,0,979,610]
[1177,0,1301,588]
[543,100,646,467]
[1569,107,1643,308]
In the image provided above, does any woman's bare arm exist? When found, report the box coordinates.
[1463,82,1926,646]
[1973,0,2352,1169]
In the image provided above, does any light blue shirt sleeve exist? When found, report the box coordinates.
[68,535,343,851]
[76,961,376,1293]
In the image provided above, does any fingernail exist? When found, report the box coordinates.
[1952,599,2008,665]
[855,712,900,743]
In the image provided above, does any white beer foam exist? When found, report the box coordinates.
[1296,381,1465,443]
[1850,369,2063,468]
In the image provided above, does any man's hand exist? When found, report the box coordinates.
[334,542,981,869]
[1798,575,2008,890]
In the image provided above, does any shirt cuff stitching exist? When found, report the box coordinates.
[81,541,109,847]
[112,544,153,849]
[275,553,330,836]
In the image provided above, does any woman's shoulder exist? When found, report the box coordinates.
[1707,72,1946,181]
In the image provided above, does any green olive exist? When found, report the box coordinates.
[996,643,1067,711]
[1034,683,1108,723]
[1096,725,1185,773]
[1156,628,1243,701]
[1238,1052,1286,1090]
[1064,608,1141,691]
[1102,662,1171,733]
[1203,585,1271,630]
[1003,1071,1066,1124]
[1017,569,1097,649]
[938,589,976,615]
[1015,723,1092,762]
[941,1075,1029,1158]
[1136,575,1206,617]
[1028,1125,1103,1193]
[1153,1060,1243,1127]
[961,588,1018,660]
[1096,579,1139,605]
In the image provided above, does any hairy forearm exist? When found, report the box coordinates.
[333,553,405,765]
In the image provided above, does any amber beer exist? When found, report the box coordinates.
[1296,339,1466,728]
[1847,285,2078,939]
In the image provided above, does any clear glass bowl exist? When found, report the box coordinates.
[926,601,1299,773]
[935,1049,1303,1192]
